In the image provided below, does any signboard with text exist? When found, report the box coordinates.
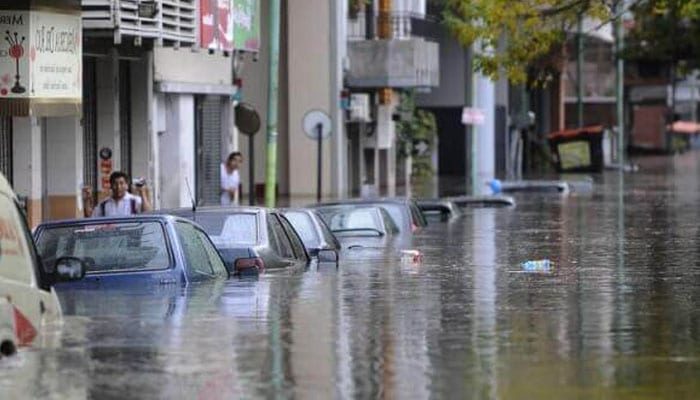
[233,0,260,52]
[0,11,81,100]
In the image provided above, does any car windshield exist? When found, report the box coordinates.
[195,213,258,247]
[284,212,320,248]
[318,207,384,236]
[36,221,170,274]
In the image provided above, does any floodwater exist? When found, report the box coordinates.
[3,153,700,399]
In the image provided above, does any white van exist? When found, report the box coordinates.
[0,173,63,355]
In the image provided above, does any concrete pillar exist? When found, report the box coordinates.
[12,118,43,227]
[130,56,150,182]
[158,94,195,209]
[287,0,333,199]
[474,72,496,195]
[45,116,83,220]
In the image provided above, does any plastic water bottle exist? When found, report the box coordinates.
[521,259,553,273]
[490,179,502,194]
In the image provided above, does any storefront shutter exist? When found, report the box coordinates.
[196,96,223,206]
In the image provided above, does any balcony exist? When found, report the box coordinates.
[81,0,196,46]
[346,12,439,89]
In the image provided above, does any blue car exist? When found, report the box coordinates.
[33,215,231,288]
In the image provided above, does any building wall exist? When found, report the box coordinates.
[45,116,82,220]
[287,0,333,198]
[12,118,43,226]
[159,94,196,209]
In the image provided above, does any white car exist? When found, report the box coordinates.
[0,173,67,356]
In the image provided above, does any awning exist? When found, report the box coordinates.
[548,125,605,140]
[669,121,700,135]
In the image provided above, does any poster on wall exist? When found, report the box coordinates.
[233,0,260,52]
[0,10,81,100]
[200,0,234,51]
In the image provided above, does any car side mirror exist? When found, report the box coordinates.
[317,249,338,263]
[54,257,86,282]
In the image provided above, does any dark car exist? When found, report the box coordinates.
[415,199,462,221]
[162,207,310,274]
[282,209,341,262]
[33,215,231,288]
[314,205,401,251]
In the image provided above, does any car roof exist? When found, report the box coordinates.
[0,173,15,200]
[312,197,413,207]
[36,214,189,228]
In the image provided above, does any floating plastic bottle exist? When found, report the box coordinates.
[521,259,553,273]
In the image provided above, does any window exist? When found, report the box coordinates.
[328,208,381,231]
[276,215,308,261]
[0,194,35,285]
[175,222,227,280]
[379,209,400,234]
[36,221,170,274]
[196,213,258,247]
[315,212,341,249]
[283,212,320,248]
[377,204,409,232]
[267,214,294,259]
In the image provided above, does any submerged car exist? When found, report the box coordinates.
[163,207,310,274]
[314,205,400,250]
[0,173,63,354]
[282,209,341,262]
[415,199,462,221]
[34,215,232,288]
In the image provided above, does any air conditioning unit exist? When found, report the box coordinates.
[348,94,371,122]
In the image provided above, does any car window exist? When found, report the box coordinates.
[328,208,381,231]
[0,194,35,284]
[36,221,170,274]
[175,222,226,280]
[195,213,257,246]
[314,212,341,248]
[379,209,400,234]
[409,202,428,227]
[267,214,294,259]
[276,215,307,261]
[284,212,320,248]
[378,204,409,232]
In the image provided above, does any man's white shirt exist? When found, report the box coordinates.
[220,163,240,206]
[92,192,143,217]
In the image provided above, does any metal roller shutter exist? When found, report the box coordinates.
[83,57,98,193]
[0,117,11,184]
[196,96,223,206]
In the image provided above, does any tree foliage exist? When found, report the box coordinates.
[441,0,614,83]
[624,0,700,70]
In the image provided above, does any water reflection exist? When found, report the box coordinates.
[3,154,700,398]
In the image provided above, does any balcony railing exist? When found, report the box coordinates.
[82,0,196,46]
[348,11,423,41]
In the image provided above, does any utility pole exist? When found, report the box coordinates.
[614,0,625,166]
[265,0,281,207]
[577,12,584,128]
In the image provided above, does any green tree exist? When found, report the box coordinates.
[440,0,614,83]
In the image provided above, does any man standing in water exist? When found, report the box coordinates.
[221,152,243,206]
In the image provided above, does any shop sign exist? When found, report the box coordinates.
[0,11,81,100]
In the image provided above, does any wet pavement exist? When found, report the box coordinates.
[3,153,700,399]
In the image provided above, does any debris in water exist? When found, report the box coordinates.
[520,259,554,274]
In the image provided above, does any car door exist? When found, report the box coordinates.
[276,214,310,264]
[175,222,228,282]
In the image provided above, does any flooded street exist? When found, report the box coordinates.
[3,153,700,399]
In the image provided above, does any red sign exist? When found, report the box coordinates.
[201,0,234,51]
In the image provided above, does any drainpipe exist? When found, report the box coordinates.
[265,0,281,207]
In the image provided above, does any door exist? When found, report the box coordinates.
[83,57,98,196]
[0,117,11,184]
[119,60,132,178]
[195,96,223,206]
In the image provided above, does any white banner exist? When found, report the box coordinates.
[0,11,81,100]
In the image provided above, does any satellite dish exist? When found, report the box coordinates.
[235,102,261,136]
